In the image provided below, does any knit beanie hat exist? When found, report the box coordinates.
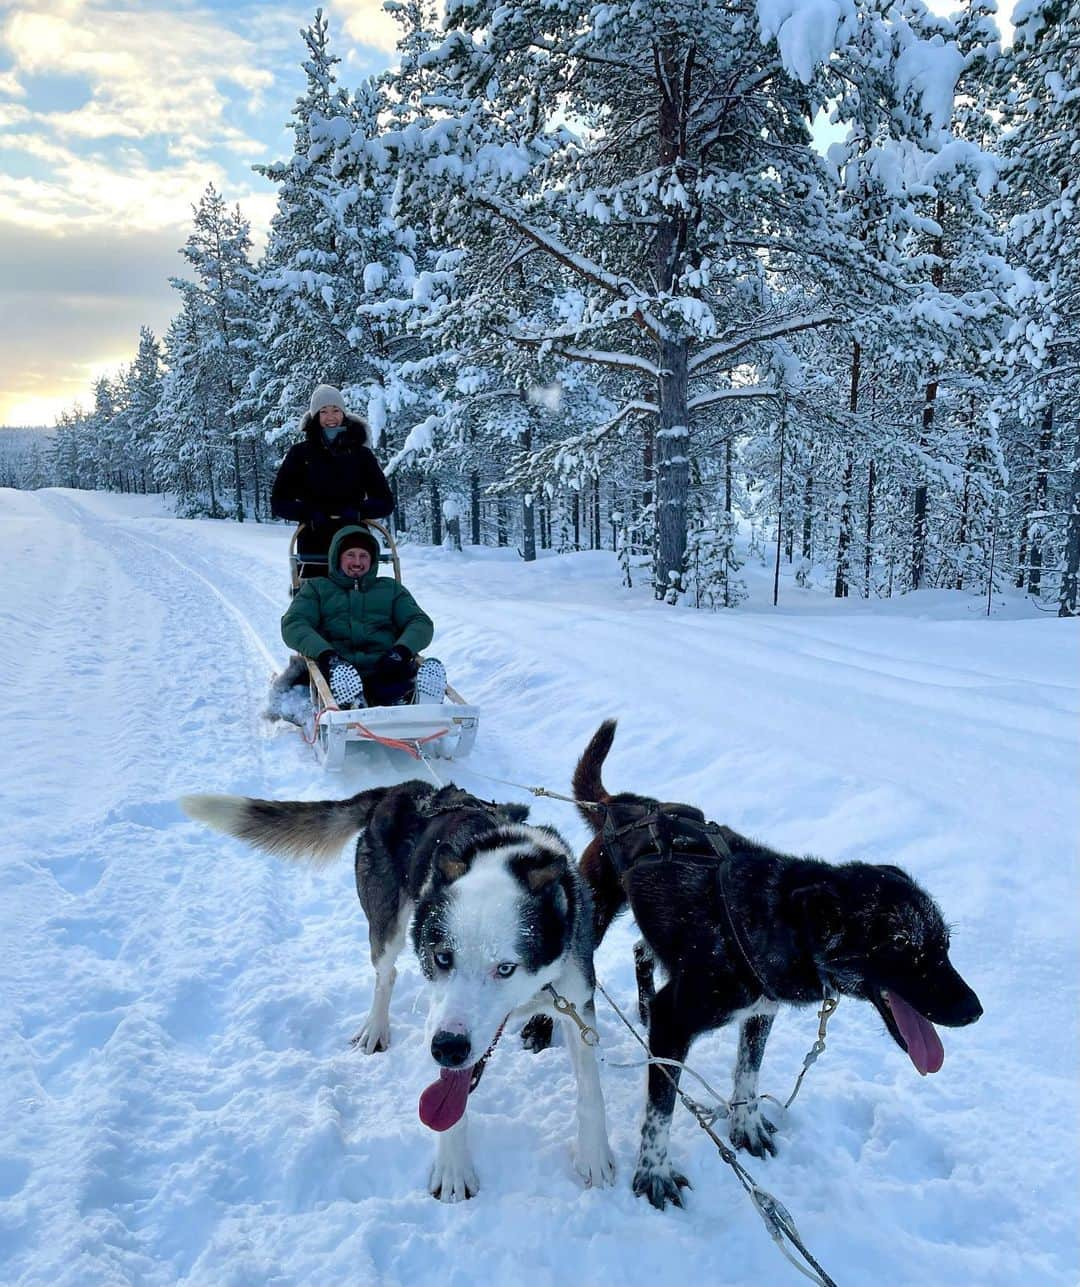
[309,384,346,416]
[337,529,380,565]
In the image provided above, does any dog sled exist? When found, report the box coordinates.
[286,521,480,770]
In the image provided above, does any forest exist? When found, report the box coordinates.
[19,0,1080,615]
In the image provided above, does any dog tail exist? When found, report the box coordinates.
[180,787,387,868]
[573,719,616,834]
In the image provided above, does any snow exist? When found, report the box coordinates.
[1,489,1078,1287]
[894,37,966,136]
[757,0,856,84]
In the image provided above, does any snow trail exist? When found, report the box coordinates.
[1,490,1077,1287]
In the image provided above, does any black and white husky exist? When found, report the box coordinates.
[181,781,615,1201]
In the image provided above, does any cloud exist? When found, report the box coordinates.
[0,1,399,426]
[4,4,274,145]
[0,67,24,97]
[0,220,184,423]
[330,0,404,56]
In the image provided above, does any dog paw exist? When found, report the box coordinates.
[428,1158,479,1203]
[349,1021,389,1054]
[574,1144,616,1189]
[521,1014,554,1052]
[632,1162,691,1210]
[728,1098,778,1158]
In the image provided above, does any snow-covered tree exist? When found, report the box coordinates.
[375,0,1011,600]
[997,0,1080,614]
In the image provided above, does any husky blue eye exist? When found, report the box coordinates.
[495,962,517,978]
[433,950,453,971]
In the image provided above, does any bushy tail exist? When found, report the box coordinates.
[572,719,616,834]
[180,786,388,868]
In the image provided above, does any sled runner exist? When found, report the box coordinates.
[287,520,480,770]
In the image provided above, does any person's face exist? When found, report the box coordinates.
[319,404,345,429]
[340,546,373,578]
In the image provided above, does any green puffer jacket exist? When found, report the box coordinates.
[281,526,434,674]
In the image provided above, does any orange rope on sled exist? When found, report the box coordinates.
[300,704,330,746]
[299,705,450,759]
[346,720,450,759]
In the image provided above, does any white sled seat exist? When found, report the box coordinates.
[305,659,479,770]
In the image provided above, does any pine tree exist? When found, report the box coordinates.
[997,0,1080,614]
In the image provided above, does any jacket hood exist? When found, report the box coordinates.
[328,524,381,588]
[299,410,371,447]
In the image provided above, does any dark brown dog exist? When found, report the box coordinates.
[569,719,983,1209]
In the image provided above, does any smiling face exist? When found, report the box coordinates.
[339,546,372,578]
[318,404,344,429]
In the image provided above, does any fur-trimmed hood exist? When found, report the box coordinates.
[299,410,372,448]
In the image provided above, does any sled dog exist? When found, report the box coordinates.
[564,720,983,1209]
[181,781,615,1201]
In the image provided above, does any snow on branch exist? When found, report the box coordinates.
[688,311,840,374]
[476,196,669,339]
[505,334,661,378]
[687,384,780,411]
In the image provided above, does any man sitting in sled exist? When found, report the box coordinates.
[281,526,446,709]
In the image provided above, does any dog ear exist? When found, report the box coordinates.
[498,803,531,824]
[511,852,568,892]
[525,860,566,892]
[438,854,469,883]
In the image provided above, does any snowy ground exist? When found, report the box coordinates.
[1,488,1077,1287]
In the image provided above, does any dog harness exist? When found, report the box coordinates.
[600,807,778,1000]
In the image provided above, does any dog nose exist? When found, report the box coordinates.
[958,991,983,1026]
[431,1030,472,1068]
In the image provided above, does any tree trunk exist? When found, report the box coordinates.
[205,449,218,518]
[497,499,508,547]
[471,470,481,545]
[522,492,536,561]
[773,403,787,607]
[592,476,601,549]
[1027,403,1053,597]
[913,202,945,591]
[251,443,261,521]
[1058,414,1080,617]
[835,341,860,597]
[655,337,690,595]
[430,478,442,546]
[446,511,462,551]
[725,439,733,515]
[864,457,876,597]
[652,30,692,597]
[232,438,244,522]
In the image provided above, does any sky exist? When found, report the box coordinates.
[0,0,1010,430]
[0,0,397,427]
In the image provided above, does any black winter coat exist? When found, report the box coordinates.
[271,413,394,555]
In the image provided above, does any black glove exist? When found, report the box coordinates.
[307,509,329,527]
[339,506,360,522]
[375,645,415,681]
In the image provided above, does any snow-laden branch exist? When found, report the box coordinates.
[505,333,661,377]
[475,196,669,339]
[688,311,839,373]
[687,384,779,411]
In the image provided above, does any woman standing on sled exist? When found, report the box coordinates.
[271,384,394,579]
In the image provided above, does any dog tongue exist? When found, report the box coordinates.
[419,1068,473,1132]
[886,990,944,1075]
